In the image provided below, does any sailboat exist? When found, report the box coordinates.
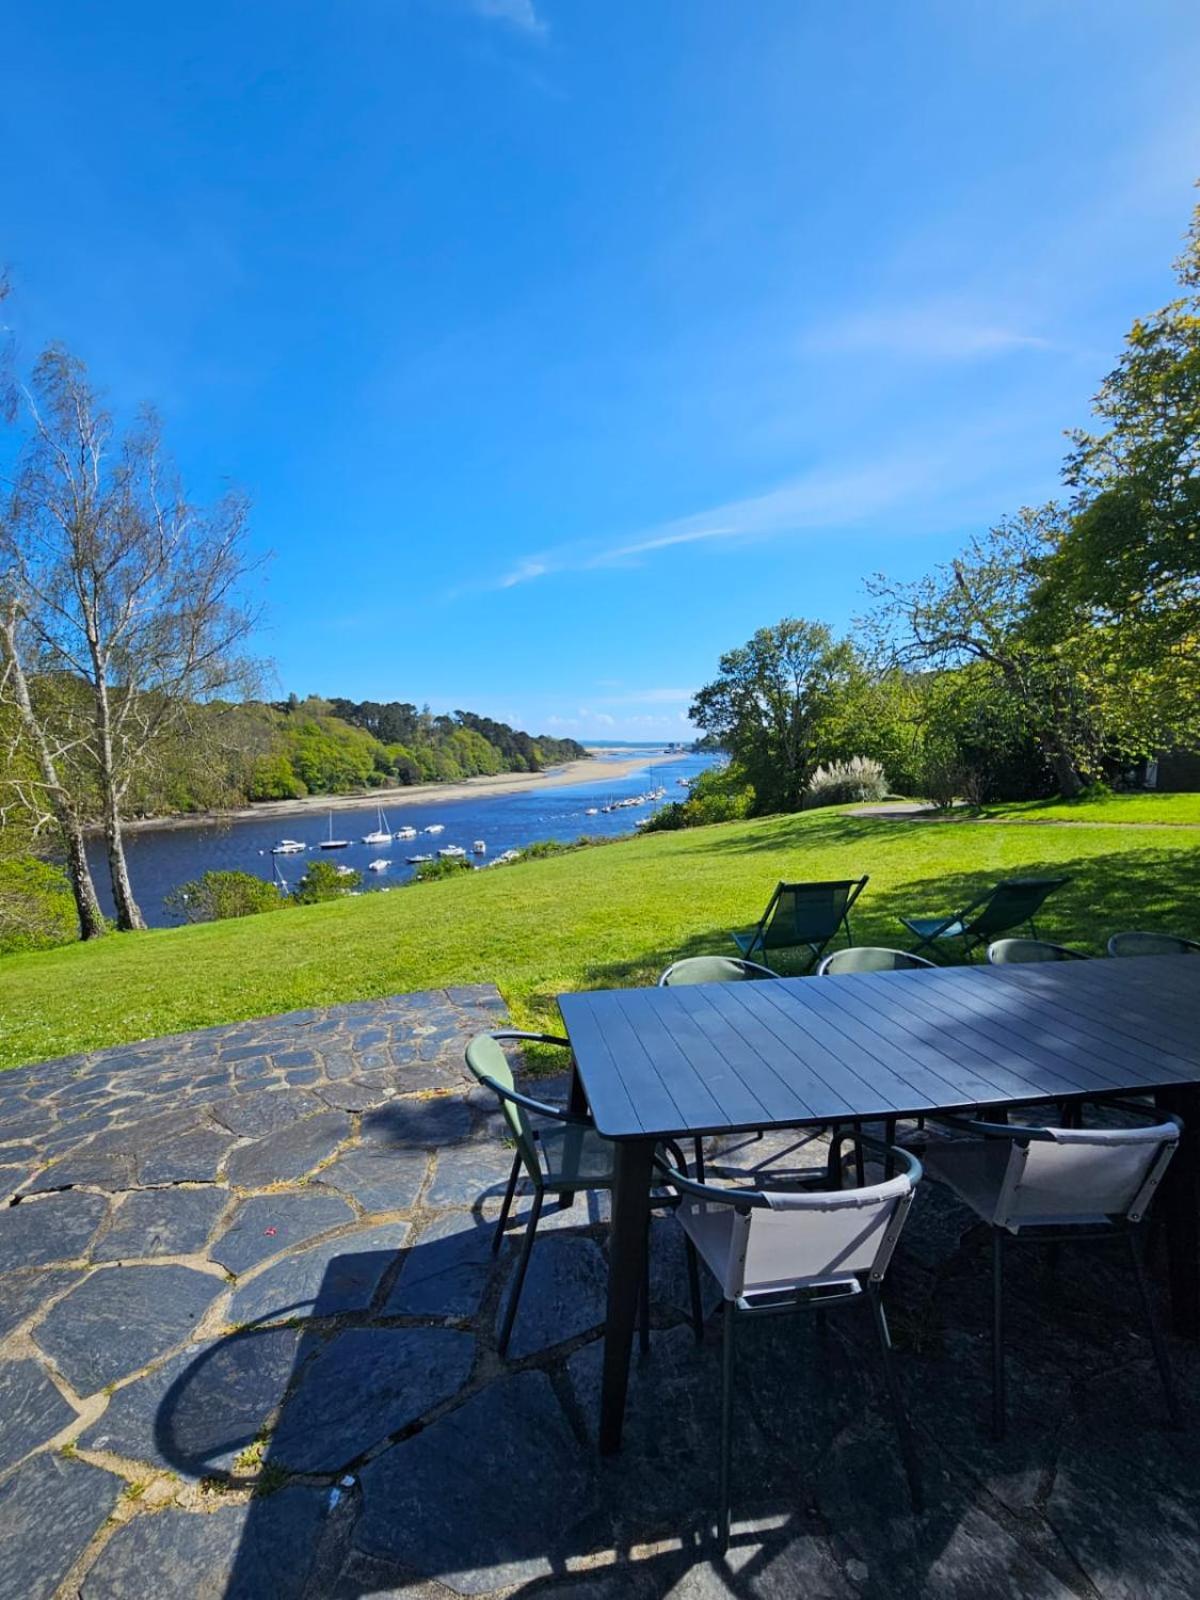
[362,804,392,846]
[318,811,350,849]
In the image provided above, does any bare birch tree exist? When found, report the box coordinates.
[1,345,262,931]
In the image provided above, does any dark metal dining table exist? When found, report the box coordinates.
[557,954,1200,1454]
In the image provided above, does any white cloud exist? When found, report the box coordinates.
[808,301,1053,362]
[468,0,546,35]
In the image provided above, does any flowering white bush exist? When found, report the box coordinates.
[805,756,888,808]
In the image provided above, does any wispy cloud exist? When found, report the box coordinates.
[486,445,953,591]
[468,0,546,36]
[808,301,1054,362]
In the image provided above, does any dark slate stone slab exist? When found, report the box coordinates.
[360,1096,473,1150]
[498,1233,608,1359]
[209,1088,325,1138]
[35,1265,225,1395]
[316,1147,428,1213]
[272,1326,474,1472]
[80,1326,303,1478]
[86,1108,202,1157]
[0,1164,32,1201]
[425,1142,518,1210]
[138,1126,236,1185]
[0,1268,82,1342]
[355,1371,594,1595]
[0,1453,122,1600]
[228,1222,410,1326]
[92,1188,229,1262]
[211,1191,354,1275]
[79,1487,331,1600]
[22,1150,135,1193]
[313,1079,392,1113]
[0,1190,109,1270]
[383,1211,495,1317]
[0,1358,77,1473]
[223,1110,351,1187]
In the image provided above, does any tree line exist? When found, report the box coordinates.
[654,195,1200,829]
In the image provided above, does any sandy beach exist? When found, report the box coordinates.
[122,749,689,834]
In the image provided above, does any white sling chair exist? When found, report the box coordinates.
[923,1108,1181,1440]
[657,1137,923,1551]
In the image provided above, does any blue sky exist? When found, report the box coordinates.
[3,2,1199,740]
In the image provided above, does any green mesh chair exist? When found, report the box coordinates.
[731,877,868,972]
[466,1030,676,1355]
[817,947,935,976]
[1108,931,1200,958]
[900,877,1069,961]
[988,938,1087,964]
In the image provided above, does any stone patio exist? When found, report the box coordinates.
[1,986,1198,1599]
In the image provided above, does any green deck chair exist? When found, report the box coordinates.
[731,877,868,972]
[1107,931,1200,958]
[900,877,1069,962]
[988,938,1086,964]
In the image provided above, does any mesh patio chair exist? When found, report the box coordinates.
[657,1135,924,1550]
[817,948,936,1171]
[900,877,1069,962]
[466,1031,681,1355]
[922,1106,1182,1439]
[987,938,1087,964]
[658,955,780,1176]
[731,877,868,972]
[1107,931,1200,958]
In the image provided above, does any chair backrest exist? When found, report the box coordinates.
[963,878,1069,939]
[682,1150,920,1300]
[987,938,1086,965]
[659,955,779,986]
[818,946,935,976]
[1107,931,1200,958]
[755,877,868,949]
[991,1121,1180,1230]
[464,1034,540,1181]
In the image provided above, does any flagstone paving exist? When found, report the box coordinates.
[1,984,1199,1599]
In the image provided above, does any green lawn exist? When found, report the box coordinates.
[983,791,1200,825]
[2,806,1200,1070]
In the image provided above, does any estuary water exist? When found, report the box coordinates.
[85,749,717,928]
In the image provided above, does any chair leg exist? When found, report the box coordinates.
[869,1288,923,1514]
[718,1301,735,1553]
[497,1185,544,1356]
[992,1231,1007,1442]
[640,1218,652,1354]
[683,1233,705,1344]
[492,1152,522,1256]
[1127,1230,1181,1427]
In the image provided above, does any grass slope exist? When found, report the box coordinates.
[2,806,1199,1070]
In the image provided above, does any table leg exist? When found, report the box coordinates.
[1155,1086,1200,1339]
[599,1137,657,1455]
[559,1061,590,1208]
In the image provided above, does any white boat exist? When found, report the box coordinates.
[334,864,356,877]
[473,840,487,855]
[394,825,418,841]
[318,812,350,849]
[438,845,467,859]
[424,824,445,835]
[407,853,432,864]
[362,805,392,846]
[367,858,392,872]
[584,807,599,816]
[271,839,306,855]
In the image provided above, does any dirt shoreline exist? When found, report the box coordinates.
[119,750,691,834]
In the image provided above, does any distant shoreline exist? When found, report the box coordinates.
[119,749,691,835]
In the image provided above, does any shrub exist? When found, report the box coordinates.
[291,859,362,903]
[165,869,287,924]
[643,766,756,832]
[804,757,888,809]
[412,857,473,883]
[0,856,80,953]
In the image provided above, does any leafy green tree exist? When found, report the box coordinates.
[689,619,857,813]
[292,858,361,903]
[165,870,286,924]
[0,855,80,953]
